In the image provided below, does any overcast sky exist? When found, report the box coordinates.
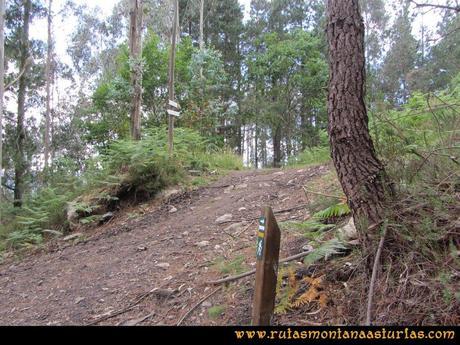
[30,0,450,67]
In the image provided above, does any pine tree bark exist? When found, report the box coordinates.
[326,0,388,240]
[129,0,143,141]
[0,0,5,206]
[14,0,31,208]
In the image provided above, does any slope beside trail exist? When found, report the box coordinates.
[0,165,330,325]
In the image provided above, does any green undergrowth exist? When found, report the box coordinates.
[286,130,331,167]
[0,127,243,252]
[214,255,247,275]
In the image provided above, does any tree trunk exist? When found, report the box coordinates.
[254,123,258,169]
[0,0,5,206]
[168,0,178,155]
[326,0,388,241]
[14,0,31,208]
[272,125,282,168]
[199,0,204,51]
[129,0,143,140]
[44,0,52,168]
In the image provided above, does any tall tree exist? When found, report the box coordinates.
[0,0,4,206]
[381,1,417,105]
[326,0,388,244]
[44,0,52,168]
[129,0,143,140]
[14,0,32,207]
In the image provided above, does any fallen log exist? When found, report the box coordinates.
[206,250,313,285]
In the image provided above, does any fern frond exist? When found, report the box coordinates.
[313,203,351,220]
[303,239,348,265]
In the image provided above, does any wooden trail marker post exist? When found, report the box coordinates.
[252,206,281,326]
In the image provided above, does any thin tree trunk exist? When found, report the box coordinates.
[168,0,178,155]
[254,123,258,169]
[272,125,282,168]
[14,0,32,208]
[326,0,389,244]
[0,0,5,207]
[261,128,267,167]
[129,0,143,140]
[44,0,52,169]
[199,0,204,51]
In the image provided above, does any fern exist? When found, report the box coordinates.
[275,267,298,315]
[313,203,350,220]
[303,238,348,265]
[290,276,327,309]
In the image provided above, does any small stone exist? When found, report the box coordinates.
[223,186,234,194]
[235,183,248,189]
[156,263,170,269]
[202,301,212,308]
[182,231,189,236]
[238,207,247,212]
[62,233,83,241]
[216,214,233,224]
[136,246,147,252]
[302,244,314,252]
[75,297,85,304]
[338,218,358,241]
[169,206,178,213]
[195,241,210,247]
[224,222,244,233]
[214,245,221,250]
[99,212,114,224]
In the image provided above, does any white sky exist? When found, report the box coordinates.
[29,0,252,69]
[29,0,449,67]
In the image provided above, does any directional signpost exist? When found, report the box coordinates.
[167,0,179,156]
[167,100,180,117]
[252,206,281,326]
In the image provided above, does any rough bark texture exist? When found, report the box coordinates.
[129,0,143,141]
[326,0,388,240]
[0,0,5,205]
[14,0,31,207]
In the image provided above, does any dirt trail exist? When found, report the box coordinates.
[0,165,330,325]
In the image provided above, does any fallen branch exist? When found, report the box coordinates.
[176,286,223,326]
[274,203,310,215]
[87,285,167,325]
[365,225,388,326]
[303,187,342,199]
[118,311,156,326]
[206,250,313,285]
[218,204,310,225]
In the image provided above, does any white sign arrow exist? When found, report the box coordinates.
[167,109,180,117]
[168,100,180,109]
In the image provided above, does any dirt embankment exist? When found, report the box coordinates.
[0,165,330,325]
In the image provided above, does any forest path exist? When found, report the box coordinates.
[0,165,330,325]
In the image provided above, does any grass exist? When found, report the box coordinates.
[208,305,226,319]
[286,146,331,167]
[214,255,247,275]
